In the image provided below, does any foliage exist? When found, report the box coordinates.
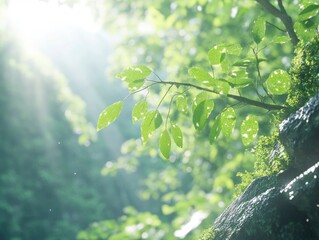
[0,28,142,239]
[3,0,315,238]
[285,33,319,114]
[198,228,216,240]
[77,207,174,240]
[89,0,318,239]
[235,131,289,194]
[90,1,318,239]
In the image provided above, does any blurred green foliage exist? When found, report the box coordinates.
[91,0,319,239]
[1,0,318,240]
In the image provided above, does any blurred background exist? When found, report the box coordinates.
[0,0,296,239]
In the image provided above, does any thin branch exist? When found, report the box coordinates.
[251,47,264,101]
[155,84,174,114]
[157,81,284,111]
[266,21,286,33]
[123,82,158,101]
[277,0,287,14]
[252,47,276,104]
[255,0,299,46]
[165,93,179,129]
[153,71,164,82]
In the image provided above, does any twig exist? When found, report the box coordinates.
[255,0,299,46]
[252,47,276,104]
[266,21,286,33]
[157,81,285,111]
[123,82,158,101]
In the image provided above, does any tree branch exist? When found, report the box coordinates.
[255,0,299,46]
[156,81,284,111]
[277,0,287,14]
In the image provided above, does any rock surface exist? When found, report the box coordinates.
[279,93,319,171]
[210,93,319,240]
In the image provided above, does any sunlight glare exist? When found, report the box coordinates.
[7,0,99,45]
[174,210,208,238]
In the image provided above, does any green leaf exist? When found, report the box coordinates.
[116,65,152,91]
[97,101,123,131]
[273,36,290,44]
[159,130,171,159]
[208,44,242,66]
[220,107,236,137]
[176,94,188,113]
[192,92,208,111]
[265,69,291,95]
[227,78,252,88]
[141,110,163,142]
[132,99,148,123]
[209,115,221,144]
[224,43,242,55]
[208,45,225,65]
[212,80,230,95]
[294,20,317,41]
[231,68,248,78]
[297,4,319,21]
[252,17,265,44]
[117,65,151,82]
[240,115,259,146]
[193,100,214,130]
[127,79,145,92]
[188,66,213,84]
[171,123,183,148]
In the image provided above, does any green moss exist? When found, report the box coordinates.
[235,132,289,194]
[284,34,319,117]
[198,228,216,240]
[201,34,319,238]
[236,34,319,194]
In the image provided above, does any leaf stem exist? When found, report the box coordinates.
[266,21,286,33]
[155,84,174,115]
[165,93,178,129]
[252,47,276,104]
[123,82,158,101]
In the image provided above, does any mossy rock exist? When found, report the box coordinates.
[203,35,319,240]
[285,34,319,115]
[208,162,319,240]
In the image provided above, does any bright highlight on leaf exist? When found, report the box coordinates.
[208,44,242,66]
[273,36,290,44]
[209,115,221,144]
[212,80,230,95]
[192,92,208,111]
[141,110,163,143]
[297,4,319,21]
[252,17,265,44]
[97,101,123,131]
[208,45,225,65]
[176,94,188,113]
[220,107,236,137]
[241,115,259,146]
[265,69,291,95]
[159,130,171,159]
[171,123,183,148]
[117,65,151,81]
[193,100,214,130]
[188,66,213,84]
[225,43,242,55]
[116,65,152,91]
[132,99,148,123]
